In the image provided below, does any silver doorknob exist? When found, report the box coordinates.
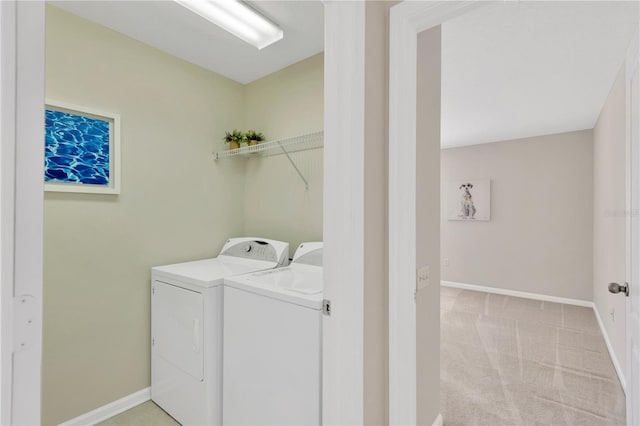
[608,282,629,297]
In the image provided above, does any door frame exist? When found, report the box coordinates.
[0,1,15,422]
[5,1,371,425]
[388,2,487,424]
[389,2,640,424]
[0,1,45,425]
[323,2,366,424]
[625,26,640,426]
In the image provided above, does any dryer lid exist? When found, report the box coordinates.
[152,256,278,287]
[151,238,289,288]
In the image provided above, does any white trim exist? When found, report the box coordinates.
[388,2,486,424]
[625,26,640,425]
[0,1,17,423]
[44,98,121,195]
[9,2,44,424]
[442,280,628,391]
[593,305,627,392]
[432,413,443,426]
[323,2,365,425]
[441,281,593,307]
[59,387,151,426]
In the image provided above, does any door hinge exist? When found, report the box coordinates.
[13,295,38,353]
[152,338,155,347]
[322,299,331,316]
[152,286,155,295]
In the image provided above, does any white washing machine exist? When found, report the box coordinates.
[151,237,289,426]
[223,242,323,426]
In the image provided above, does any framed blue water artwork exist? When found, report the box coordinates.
[44,100,121,194]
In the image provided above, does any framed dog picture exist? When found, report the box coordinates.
[447,179,491,221]
[44,99,121,194]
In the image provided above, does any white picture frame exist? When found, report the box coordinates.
[44,99,121,194]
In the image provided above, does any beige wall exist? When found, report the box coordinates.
[44,7,246,424]
[593,66,627,377]
[243,54,323,258]
[416,26,441,426]
[363,2,394,424]
[441,130,594,301]
[244,53,323,142]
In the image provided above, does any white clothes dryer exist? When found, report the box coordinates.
[223,242,323,426]
[151,237,289,426]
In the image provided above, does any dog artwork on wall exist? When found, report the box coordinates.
[458,182,476,219]
[448,179,491,221]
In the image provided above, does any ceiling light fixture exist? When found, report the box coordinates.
[175,0,284,50]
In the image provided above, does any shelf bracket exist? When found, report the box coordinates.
[278,141,309,190]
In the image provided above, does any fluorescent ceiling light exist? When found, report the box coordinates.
[175,0,284,50]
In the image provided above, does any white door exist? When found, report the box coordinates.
[627,29,640,426]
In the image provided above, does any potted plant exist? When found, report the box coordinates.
[223,129,243,150]
[245,130,265,146]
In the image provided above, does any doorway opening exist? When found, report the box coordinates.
[390,4,638,423]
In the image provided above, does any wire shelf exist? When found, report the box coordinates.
[214,131,323,160]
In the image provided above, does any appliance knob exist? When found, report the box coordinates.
[244,244,252,253]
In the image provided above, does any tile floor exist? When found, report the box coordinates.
[96,401,178,426]
[441,286,626,426]
[101,287,626,426]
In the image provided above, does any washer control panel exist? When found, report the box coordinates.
[292,242,323,267]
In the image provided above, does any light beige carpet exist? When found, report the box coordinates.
[441,286,626,426]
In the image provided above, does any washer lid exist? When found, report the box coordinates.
[224,263,323,309]
[152,256,278,288]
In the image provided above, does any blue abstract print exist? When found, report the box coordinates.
[45,109,110,185]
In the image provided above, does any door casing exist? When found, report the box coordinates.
[625,26,640,426]
[0,1,45,425]
[388,2,486,424]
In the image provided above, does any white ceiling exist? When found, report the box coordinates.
[50,0,324,84]
[50,1,639,149]
[441,1,639,148]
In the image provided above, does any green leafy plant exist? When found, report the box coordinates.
[223,129,243,144]
[245,130,266,142]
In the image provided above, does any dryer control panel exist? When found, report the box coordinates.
[220,238,289,265]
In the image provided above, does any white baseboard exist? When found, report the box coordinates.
[59,387,151,426]
[592,305,627,392]
[441,280,627,392]
[432,413,443,426]
[441,281,592,307]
